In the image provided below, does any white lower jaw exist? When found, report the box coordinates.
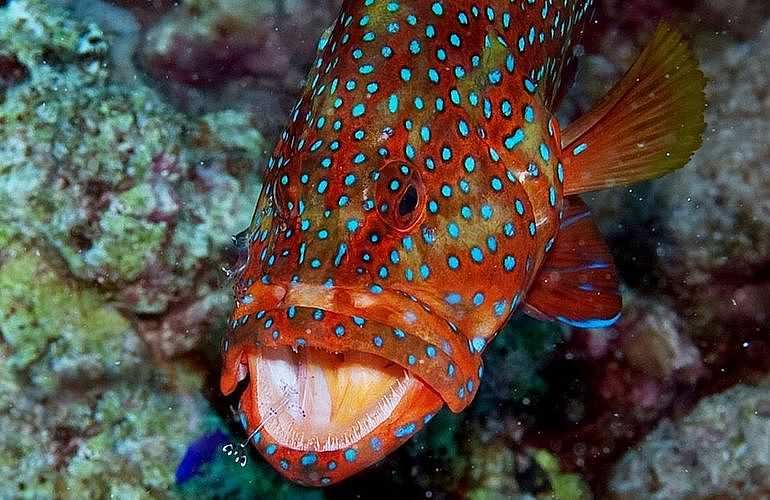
[253,346,415,452]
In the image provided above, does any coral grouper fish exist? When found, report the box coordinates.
[220,0,705,486]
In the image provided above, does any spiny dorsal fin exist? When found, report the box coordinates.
[561,23,706,195]
[524,197,621,328]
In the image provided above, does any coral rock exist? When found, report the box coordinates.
[608,379,770,499]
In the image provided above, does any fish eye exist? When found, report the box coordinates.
[398,185,419,216]
[375,161,425,231]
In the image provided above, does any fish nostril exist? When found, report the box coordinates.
[271,175,297,221]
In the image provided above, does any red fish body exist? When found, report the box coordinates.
[220,0,705,486]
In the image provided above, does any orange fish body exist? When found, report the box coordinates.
[220,0,705,486]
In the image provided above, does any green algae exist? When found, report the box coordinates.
[0,0,105,69]
[464,446,590,500]
[201,110,266,163]
[0,241,260,497]
[534,450,591,500]
[465,443,522,500]
[0,244,207,499]
[0,73,183,283]
[84,185,168,282]
[0,243,135,372]
[62,383,203,498]
[1,0,263,301]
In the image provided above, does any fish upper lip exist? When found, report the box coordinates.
[252,281,462,348]
[232,281,470,363]
[228,280,482,412]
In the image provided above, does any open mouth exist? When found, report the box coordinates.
[252,346,418,451]
[221,288,482,485]
[230,338,444,486]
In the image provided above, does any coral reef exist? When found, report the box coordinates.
[0,240,199,498]
[655,22,770,340]
[608,378,770,499]
[0,0,262,325]
[547,3,770,491]
[575,10,770,379]
[523,294,707,482]
[0,1,291,497]
[137,0,340,135]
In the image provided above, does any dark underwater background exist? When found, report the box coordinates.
[1,0,768,498]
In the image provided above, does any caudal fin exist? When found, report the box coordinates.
[561,23,706,195]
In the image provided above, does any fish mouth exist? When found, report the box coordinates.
[251,344,423,452]
[224,307,448,486]
[221,281,486,485]
[221,283,483,485]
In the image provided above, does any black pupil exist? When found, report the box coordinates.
[398,185,418,216]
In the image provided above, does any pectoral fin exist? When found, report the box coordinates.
[523,198,621,328]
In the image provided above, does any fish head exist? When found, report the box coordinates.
[220,5,555,486]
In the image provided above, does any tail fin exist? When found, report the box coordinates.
[561,24,706,195]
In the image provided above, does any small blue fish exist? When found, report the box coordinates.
[175,431,230,484]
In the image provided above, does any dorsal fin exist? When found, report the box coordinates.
[523,197,621,328]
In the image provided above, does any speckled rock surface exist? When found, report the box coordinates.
[553,11,770,492]
[655,24,770,329]
[0,0,262,323]
[137,0,339,135]
[608,378,770,499]
[0,1,281,497]
[573,20,770,391]
[574,16,770,339]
